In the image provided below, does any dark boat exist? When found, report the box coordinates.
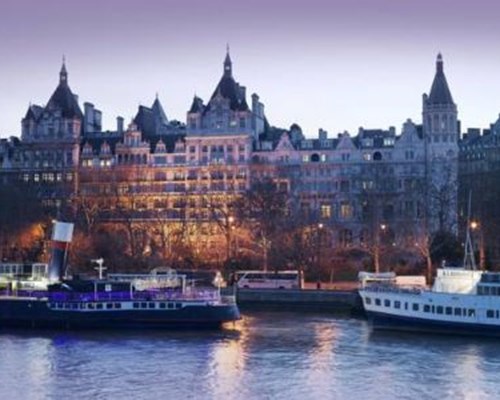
[0,222,240,330]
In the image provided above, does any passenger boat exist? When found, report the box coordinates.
[359,269,500,337]
[0,222,240,330]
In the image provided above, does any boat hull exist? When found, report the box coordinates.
[0,298,240,330]
[367,310,500,337]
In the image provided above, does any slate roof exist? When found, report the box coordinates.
[188,96,205,113]
[428,54,454,105]
[24,105,44,121]
[203,52,250,115]
[45,83,83,119]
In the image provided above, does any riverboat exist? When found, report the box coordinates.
[0,222,240,330]
[359,268,500,336]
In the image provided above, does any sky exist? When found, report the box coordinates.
[1,0,500,138]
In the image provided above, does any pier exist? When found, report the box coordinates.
[224,284,363,314]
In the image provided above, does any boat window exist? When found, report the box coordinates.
[365,297,372,305]
[404,303,408,310]
[454,308,461,316]
[436,306,443,314]
[168,303,174,309]
[71,303,78,310]
[445,307,452,315]
[148,303,155,309]
[487,309,495,318]
[175,303,182,309]
[133,302,139,309]
[496,311,500,319]
[141,302,148,309]
[88,303,95,309]
[477,286,484,295]
[96,303,103,310]
[106,303,113,309]
[412,303,419,311]
[114,303,122,309]
[431,306,435,313]
[159,303,166,309]
[394,301,401,309]
[423,305,430,313]
[375,298,381,306]
[468,309,476,317]
[384,299,391,307]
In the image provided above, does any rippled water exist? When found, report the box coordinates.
[1,311,499,400]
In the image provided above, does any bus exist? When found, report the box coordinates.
[234,270,303,289]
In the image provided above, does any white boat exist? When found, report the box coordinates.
[359,268,500,336]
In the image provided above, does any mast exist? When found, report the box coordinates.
[463,191,476,270]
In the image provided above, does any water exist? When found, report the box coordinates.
[0,311,499,400]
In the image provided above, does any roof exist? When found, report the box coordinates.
[151,97,168,123]
[24,105,43,121]
[203,53,250,115]
[45,82,83,119]
[428,54,454,105]
[188,96,205,113]
[204,75,249,114]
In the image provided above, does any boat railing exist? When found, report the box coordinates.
[360,284,423,295]
[46,288,221,303]
[0,289,47,299]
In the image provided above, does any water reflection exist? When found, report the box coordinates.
[1,315,500,399]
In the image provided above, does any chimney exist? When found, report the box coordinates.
[117,116,124,134]
[47,221,74,282]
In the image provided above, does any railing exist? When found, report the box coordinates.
[360,284,423,295]
[47,288,221,303]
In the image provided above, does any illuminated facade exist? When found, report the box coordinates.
[0,52,468,261]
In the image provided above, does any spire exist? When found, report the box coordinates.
[60,55,68,85]
[224,44,232,77]
[427,53,454,105]
[151,96,168,124]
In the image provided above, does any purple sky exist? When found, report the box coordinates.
[1,0,500,138]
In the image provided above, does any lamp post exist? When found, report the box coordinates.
[470,220,485,270]
[317,223,324,289]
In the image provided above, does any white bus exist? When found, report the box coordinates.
[234,270,303,289]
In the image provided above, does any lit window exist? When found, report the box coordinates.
[320,204,331,219]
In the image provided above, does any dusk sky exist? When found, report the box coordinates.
[1,0,500,138]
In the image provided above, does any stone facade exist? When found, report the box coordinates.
[0,51,476,263]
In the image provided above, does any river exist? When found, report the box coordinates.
[0,311,498,399]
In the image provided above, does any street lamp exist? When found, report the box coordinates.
[317,223,324,289]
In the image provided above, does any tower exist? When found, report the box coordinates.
[422,54,459,233]
[422,53,459,160]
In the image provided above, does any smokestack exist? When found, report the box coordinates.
[48,221,74,282]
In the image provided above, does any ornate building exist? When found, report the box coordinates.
[0,51,472,266]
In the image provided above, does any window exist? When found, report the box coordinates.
[423,305,430,313]
[365,297,372,305]
[468,309,476,317]
[320,204,331,219]
[487,310,495,318]
[340,202,353,219]
[394,301,401,309]
[436,306,443,314]
[445,307,452,315]
[384,299,391,307]
[412,303,419,311]
[454,308,462,316]
[375,298,381,306]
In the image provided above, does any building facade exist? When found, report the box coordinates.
[0,51,478,266]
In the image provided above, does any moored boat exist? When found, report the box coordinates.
[0,221,240,330]
[359,268,500,337]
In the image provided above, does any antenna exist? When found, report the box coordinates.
[92,258,107,280]
[463,191,476,270]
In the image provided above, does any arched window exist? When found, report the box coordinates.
[310,153,320,162]
[373,151,382,161]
